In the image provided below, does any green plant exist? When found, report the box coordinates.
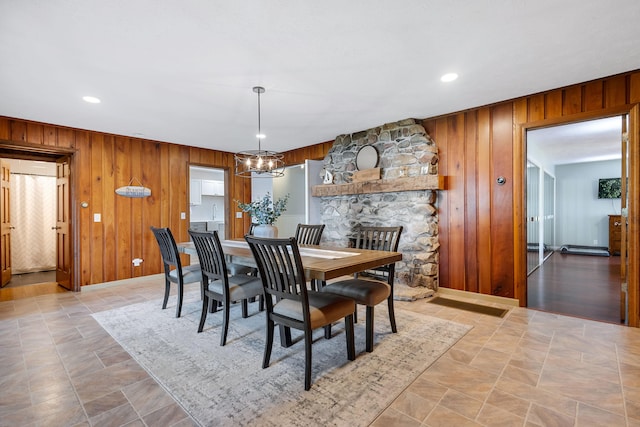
[235,193,290,225]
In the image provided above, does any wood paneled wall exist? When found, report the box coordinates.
[0,123,256,287]
[1,70,639,310]
[423,69,640,308]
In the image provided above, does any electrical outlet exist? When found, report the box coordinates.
[132,258,143,267]
[93,213,101,222]
[236,212,243,218]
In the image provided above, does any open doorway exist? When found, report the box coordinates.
[2,159,57,288]
[189,165,227,237]
[526,116,625,323]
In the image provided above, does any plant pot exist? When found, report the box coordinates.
[253,224,278,238]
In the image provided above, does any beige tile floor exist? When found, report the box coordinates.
[1,276,640,426]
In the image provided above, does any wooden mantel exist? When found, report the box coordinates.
[312,174,445,197]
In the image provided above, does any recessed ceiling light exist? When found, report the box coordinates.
[82,96,101,103]
[440,73,458,82]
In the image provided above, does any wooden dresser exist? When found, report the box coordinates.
[609,214,622,255]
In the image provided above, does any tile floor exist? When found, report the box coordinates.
[1,276,640,426]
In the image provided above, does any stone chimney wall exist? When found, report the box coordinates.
[318,118,440,299]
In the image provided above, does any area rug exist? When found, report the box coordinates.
[92,291,471,427]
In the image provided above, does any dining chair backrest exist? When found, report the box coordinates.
[188,229,228,284]
[355,226,403,253]
[294,223,325,245]
[151,226,183,274]
[354,226,403,280]
[245,236,309,315]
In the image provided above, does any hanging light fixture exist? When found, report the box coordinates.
[234,86,285,178]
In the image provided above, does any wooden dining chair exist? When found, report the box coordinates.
[321,226,403,352]
[189,230,263,346]
[150,226,203,318]
[245,235,356,390]
[294,223,325,245]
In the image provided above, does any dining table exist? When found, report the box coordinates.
[177,238,403,347]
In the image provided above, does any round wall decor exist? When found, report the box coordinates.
[356,145,379,170]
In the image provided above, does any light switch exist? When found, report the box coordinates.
[181,212,186,220]
[93,213,101,222]
[236,212,243,218]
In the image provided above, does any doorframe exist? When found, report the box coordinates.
[514,104,639,325]
[0,140,79,292]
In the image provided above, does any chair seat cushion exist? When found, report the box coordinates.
[169,264,202,284]
[207,275,262,301]
[321,278,390,306]
[273,292,355,330]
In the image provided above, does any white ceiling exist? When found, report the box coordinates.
[528,116,624,166]
[1,1,640,156]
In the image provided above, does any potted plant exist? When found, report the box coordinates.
[235,193,290,237]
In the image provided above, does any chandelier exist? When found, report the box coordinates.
[234,86,285,178]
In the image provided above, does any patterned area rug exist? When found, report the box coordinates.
[93,291,471,427]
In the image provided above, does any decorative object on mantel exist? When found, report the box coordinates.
[352,168,381,183]
[234,86,285,178]
[235,193,290,237]
[322,169,334,184]
[355,145,379,170]
[115,177,151,198]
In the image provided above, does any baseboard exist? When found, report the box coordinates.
[437,287,520,307]
[82,273,165,291]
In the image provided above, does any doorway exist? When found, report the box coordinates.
[189,165,227,237]
[3,159,57,288]
[0,142,76,299]
[526,116,625,323]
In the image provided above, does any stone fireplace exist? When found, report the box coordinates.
[314,118,441,300]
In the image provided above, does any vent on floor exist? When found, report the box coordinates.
[428,297,509,318]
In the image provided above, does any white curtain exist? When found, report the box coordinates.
[10,174,57,274]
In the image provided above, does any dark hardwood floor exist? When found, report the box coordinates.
[527,251,623,324]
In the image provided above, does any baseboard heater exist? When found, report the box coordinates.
[559,245,610,257]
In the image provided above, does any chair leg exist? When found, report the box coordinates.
[175,280,184,318]
[304,327,313,391]
[241,299,249,318]
[324,324,332,339]
[387,295,397,333]
[220,300,230,346]
[198,296,209,333]
[345,314,355,360]
[259,295,264,312]
[162,278,170,309]
[365,306,375,352]
[262,318,275,369]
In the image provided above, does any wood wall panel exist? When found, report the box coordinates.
[446,114,467,290]
[74,131,91,283]
[584,81,604,111]
[89,134,105,284]
[102,136,117,283]
[476,108,492,295]
[464,111,479,293]
[563,85,582,115]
